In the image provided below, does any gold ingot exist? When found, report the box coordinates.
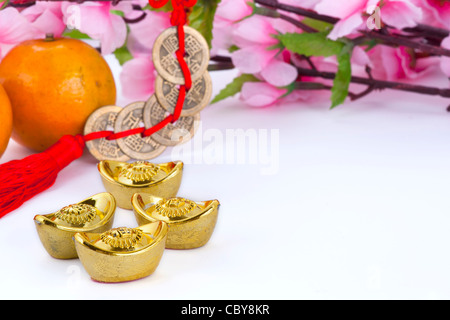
[98,160,183,209]
[74,221,168,283]
[33,193,116,259]
[132,193,220,249]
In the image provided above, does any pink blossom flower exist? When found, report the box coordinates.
[21,2,65,38]
[366,45,439,81]
[120,56,156,101]
[230,15,298,87]
[61,1,133,55]
[0,7,35,60]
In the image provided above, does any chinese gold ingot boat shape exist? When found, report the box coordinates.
[33,193,116,259]
[98,160,183,209]
[73,221,168,283]
[132,193,220,249]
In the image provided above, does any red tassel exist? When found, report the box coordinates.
[0,135,85,218]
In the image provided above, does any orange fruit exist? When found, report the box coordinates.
[0,83,13,158]
[0,36,116,152]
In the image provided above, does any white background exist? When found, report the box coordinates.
[1,53,450,300]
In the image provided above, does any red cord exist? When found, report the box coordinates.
[84,0,195,144]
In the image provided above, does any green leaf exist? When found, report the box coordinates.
[144,2,173,12]
[110,9,125,17]
[277,32,344,58]
[211,74,260,104]
[300,18,333,33]
[228,45,240,53]
[330,47,353,109]
[114,45,133,66]
[189,0,221,49]
[62,29,91,40]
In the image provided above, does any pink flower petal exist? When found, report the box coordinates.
[315,0,367,19]
[327,11,364,40]
[126,32,151,58]
[23,2,63,18]
[30,9,66,38]
[120,57,156,101]
[261,59,298,87]
[231,45,278,74]
[398,46,438,79]
[352,45,372,67]
[211,20,234,55]
[380,0,422,29]
[368,45,404,81]
[127,11,171,52]
[233,16,278,46]
[366,44,437,81]
[422,0,450,29]
[440,36,450,77]
[216,0,252,22]
[62,3,129,54]
[104,13,128,54]
[280,0,321,9]
[240,82,287,107]
[0,7,34,44]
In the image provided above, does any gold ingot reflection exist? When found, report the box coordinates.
[33,193,116,259]
[98,160,183,209]
[74,221,168,283]
[132,193,220,249]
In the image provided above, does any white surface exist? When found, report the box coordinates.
[1,54,450,300]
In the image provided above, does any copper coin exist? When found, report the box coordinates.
[152,26,209,85]
[154,72,212,117]
[114,101,166,160]
[84,105,130,162]
[143,94,200,147]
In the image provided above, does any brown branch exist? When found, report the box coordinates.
[296,66,450,99]
[254,0,339,24]
[208,62,235,71]
[359,30,450,57]
[253,5,318,33]
[403,24,449,40]
[123,11,146,23]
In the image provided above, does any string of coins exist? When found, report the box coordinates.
[83,1,211,162]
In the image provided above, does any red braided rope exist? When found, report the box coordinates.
[84,0,195,144]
